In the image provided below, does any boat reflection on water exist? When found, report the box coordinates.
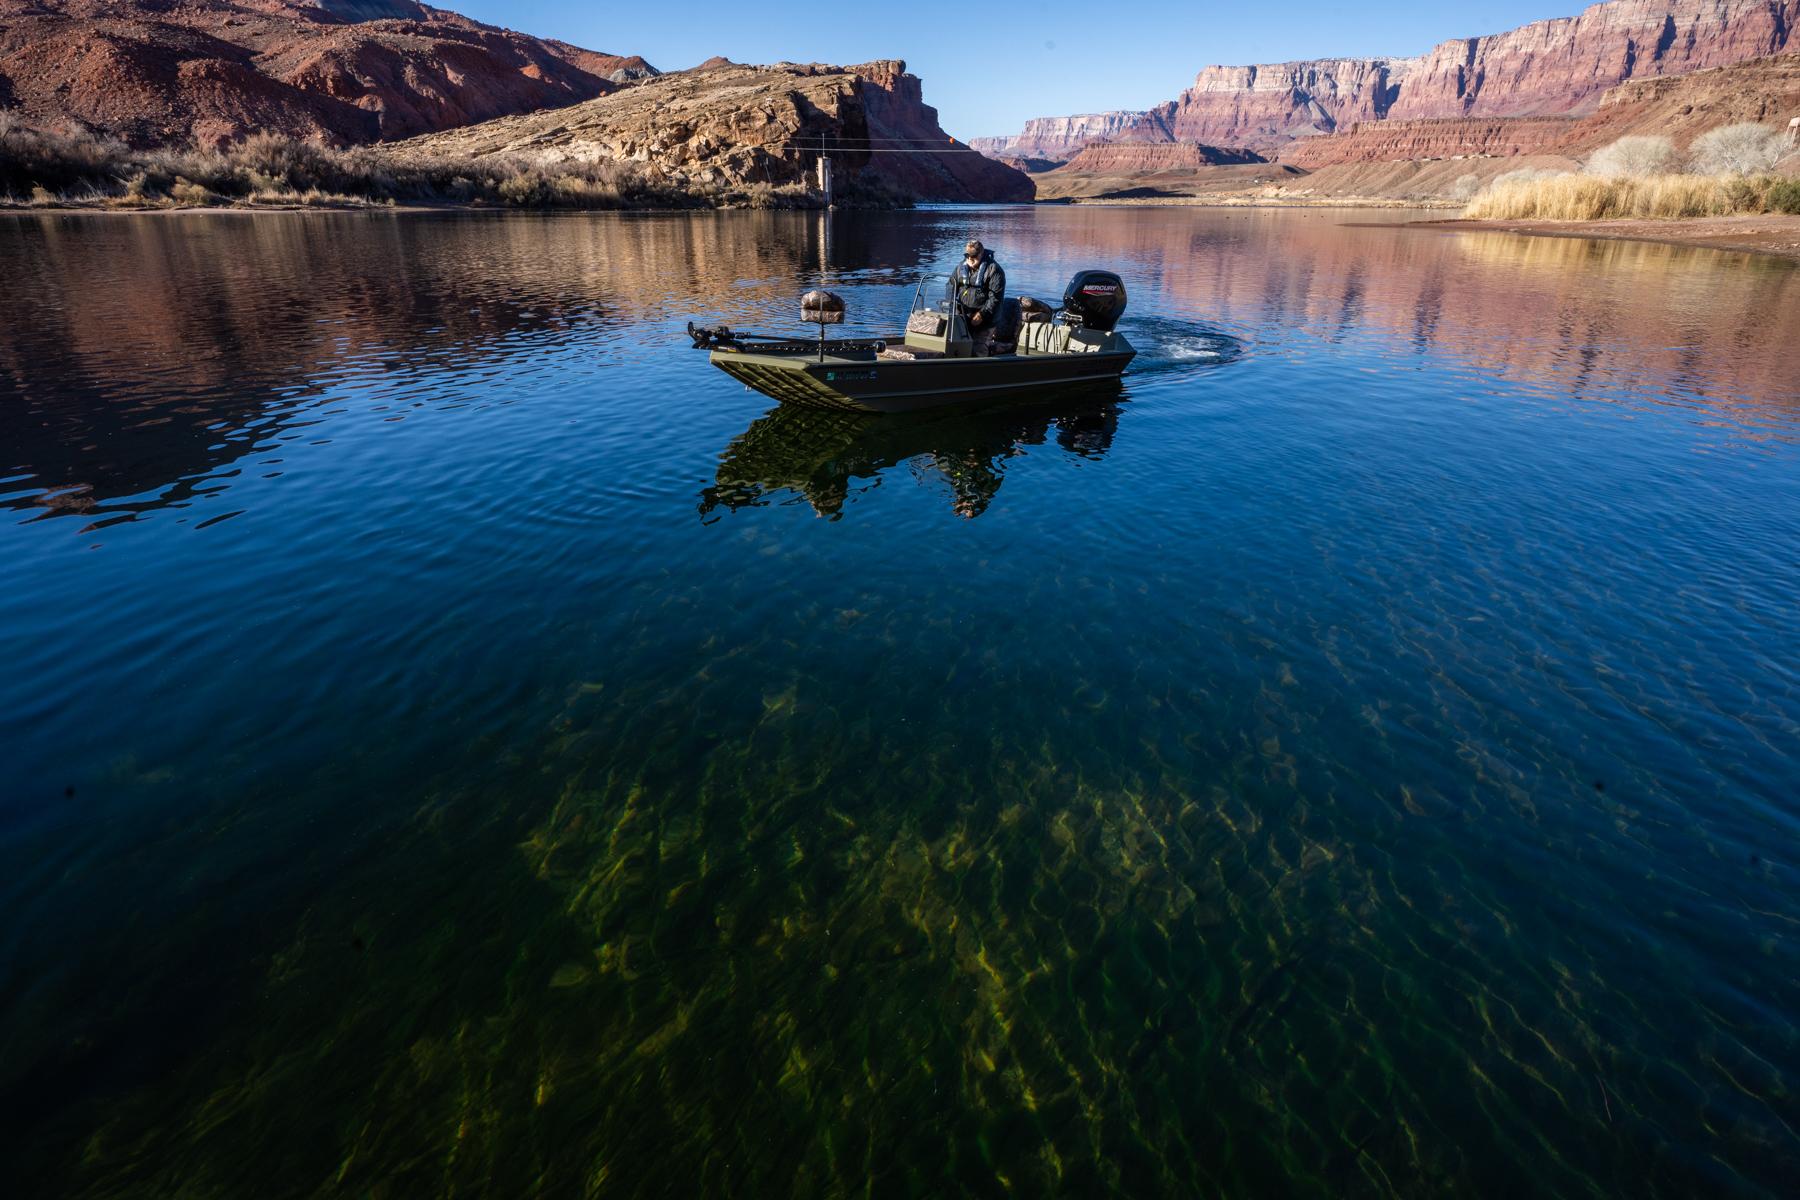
[699,387,1123,521]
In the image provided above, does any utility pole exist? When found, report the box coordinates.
[817,156,834,209]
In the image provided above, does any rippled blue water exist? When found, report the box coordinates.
[1,207,1797,1198]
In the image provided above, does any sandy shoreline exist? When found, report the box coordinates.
[1414,214,1800,263]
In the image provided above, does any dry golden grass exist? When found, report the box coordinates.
[1463,173,1794,220]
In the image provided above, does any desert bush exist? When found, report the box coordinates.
[1585,135,1679,178]
[0,121,904,211]
[1449,173,1481,201]
[1482,167,1570,192]
[1767,178,1800,214]
[1688,123,1786,175]
[168,177,213,206]
[0,121,127,195]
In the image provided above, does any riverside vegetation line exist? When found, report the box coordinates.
[0,121,911,212]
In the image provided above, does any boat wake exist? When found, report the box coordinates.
[1129,318,1246,374]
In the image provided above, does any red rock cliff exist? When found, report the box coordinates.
[852,59,1035,202]
[395,59,1034,205]
[1089,0,1797,152]
[1061,141,1266,172]
[0,0,656,146]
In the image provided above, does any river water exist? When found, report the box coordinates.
[1,207,1796,1198]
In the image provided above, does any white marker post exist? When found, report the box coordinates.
[818,156,834,209]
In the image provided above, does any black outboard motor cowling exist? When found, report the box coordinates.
[1062,271,1128,332]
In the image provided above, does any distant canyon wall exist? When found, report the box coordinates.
[981,0,1798,159]
[1283,51,1800,167]
[969,111,1146,161]
[1060,142,1267,172]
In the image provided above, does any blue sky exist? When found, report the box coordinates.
[453,2,1584,137]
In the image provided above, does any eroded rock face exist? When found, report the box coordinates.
[1283,52,1800,166]
[969,112,1146,162]
[395,60,1035,204]
[1281,118,1585,167]
[0,0,656,146]
[1060,141,1266,172]
[998,0,1796,155]
[1132,60,1402,149]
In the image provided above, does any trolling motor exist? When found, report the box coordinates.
[688,321,741,351]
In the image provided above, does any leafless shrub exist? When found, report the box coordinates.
[1585,136,1679,178]
[1482,167,1571,192]
[1688,123,1786,176]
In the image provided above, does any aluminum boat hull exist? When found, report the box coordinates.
[709,334,1136,414]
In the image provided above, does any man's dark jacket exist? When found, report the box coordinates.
[948,251,1005,325]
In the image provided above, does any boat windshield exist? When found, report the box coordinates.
[909,274,955,316]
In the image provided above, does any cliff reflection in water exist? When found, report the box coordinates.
[2,207,1796,533]
[700,394,1122,520]
[0,211,868,524]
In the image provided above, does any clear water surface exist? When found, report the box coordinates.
[1,206,1796,1198]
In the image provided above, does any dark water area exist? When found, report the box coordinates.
[1,206,1796,1198]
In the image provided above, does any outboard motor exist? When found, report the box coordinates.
[1062,270,1128,332]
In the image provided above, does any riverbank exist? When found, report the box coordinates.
[1043,195,1456,209]
[0,125,898,213]
[1418,213,1800,262]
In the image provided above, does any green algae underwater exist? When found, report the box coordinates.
[1,207,1797,1197]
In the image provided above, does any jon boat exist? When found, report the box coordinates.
[688,270,1136,414]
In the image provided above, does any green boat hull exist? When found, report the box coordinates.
[709,333,1136,414]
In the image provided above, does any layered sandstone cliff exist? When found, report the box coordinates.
[1283,52,1800,167]
[1282,118,1584,168]
[1060,141,1265,172]
[989,0,1796,156]
[970,111,1146,162]
[395,59,1034,204]
[0,0,656,146]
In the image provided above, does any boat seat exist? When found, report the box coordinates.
[1017,321,1072,356]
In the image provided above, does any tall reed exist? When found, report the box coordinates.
[1462,173,1795,221]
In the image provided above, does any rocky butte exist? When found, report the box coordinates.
[395,59,1034,204]
[0,0,656,146]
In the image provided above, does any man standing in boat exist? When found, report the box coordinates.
[949,239,1005,355]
